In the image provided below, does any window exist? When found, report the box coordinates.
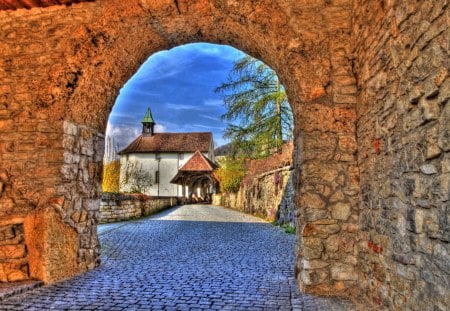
[155,153,161,160]
[179,153,184,160]
[155,171,159,184]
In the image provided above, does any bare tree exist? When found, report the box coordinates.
[121,161,153,194]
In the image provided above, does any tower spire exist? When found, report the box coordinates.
[142,107,155,136]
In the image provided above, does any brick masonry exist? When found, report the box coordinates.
[99,194,178,223]
[0,0,447,309]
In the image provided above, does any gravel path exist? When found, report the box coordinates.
[0,205,356,310]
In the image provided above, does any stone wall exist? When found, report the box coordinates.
[0,0,447,308]
[0,0,360,295]
[218,167,295,226]
[352,1,449,310]
[0,221,27,282]
[0,0,361,293]
[217,145,296,226]
[99,194,178,223]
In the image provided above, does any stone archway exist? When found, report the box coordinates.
[1,0,359,293]
[2,1,448,309]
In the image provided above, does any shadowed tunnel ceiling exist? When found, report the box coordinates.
[0,0,93,10]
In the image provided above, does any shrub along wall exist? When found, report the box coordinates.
[216,144,295,226]
[217,166,295,227]
[99,194,178,223]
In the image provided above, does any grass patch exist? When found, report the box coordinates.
[281,224,296,234]
[272,221,296,234]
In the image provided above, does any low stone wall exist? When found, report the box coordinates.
[216,166,295,226]
[99,194,178,223]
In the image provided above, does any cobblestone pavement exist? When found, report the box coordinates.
[0,205,356,310]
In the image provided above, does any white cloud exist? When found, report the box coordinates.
[158,121,193,133]
[154,124,165,133]
[131,50,193,82]
[165,103,203,110]
[180,43,244,62]
[203,99,224,107]
[109,111,135,120]
[192,124,225,130]
[105,122,141,150]
[200,114,221,121]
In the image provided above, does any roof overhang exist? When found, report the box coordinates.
[170,171,218,186]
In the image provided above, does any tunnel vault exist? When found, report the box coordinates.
[0,0,448,309]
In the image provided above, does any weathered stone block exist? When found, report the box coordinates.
[438,174,449,202]
[301,259,329,270]
[24,207,81,283]
[419,164,437,175]
[433,243,450,274]
[442,156,450,174]
[331,263,357,281]
[333,94,357,104]
[300,192,325,209]
[438,101,450,152]
[324,235,339,253]
[330,202,351,221]
[302,133,337,161]
[70,211,81,223]
[303,222,340,238]
[7,269,28,282]
[0,119,15,133]
[0,244,26,259]
[341,223,359,233]
[426,126,441,159]
[0,224,15,241]
[420,97,440,121]
[340,235,355,253]
[300,268,329,286]
[305,208,329,222]
[329,191,345,203]
[396,264,416,281]
[344,255,357,266]
[303,237,324,259]
[413,233,434,255]
[406,208,424,234]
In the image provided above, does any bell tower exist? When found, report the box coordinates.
[142,107,155,136]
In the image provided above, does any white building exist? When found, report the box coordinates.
[118,107,217,198]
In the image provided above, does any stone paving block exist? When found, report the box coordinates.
[0,205,356,310]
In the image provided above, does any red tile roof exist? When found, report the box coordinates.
[170,150,219,185]
[118,132,212,154]
[179,150,218,172]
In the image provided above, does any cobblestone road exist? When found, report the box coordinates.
[0,205,356,310]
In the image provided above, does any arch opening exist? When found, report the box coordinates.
[2,1,448,310]
[103,42,294,203]
[0,0,360,299]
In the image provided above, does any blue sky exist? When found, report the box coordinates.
[106,43,246,150]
